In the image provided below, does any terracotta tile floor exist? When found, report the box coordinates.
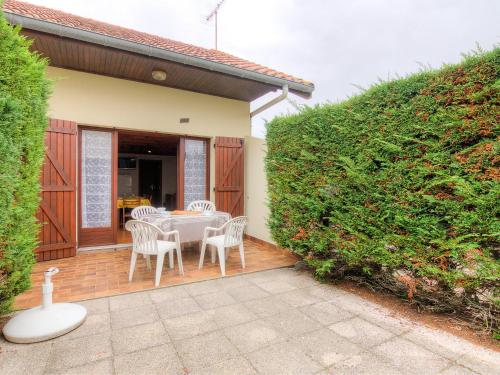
[14,238,298,309]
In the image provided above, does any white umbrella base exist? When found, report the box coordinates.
[3,303,87,344]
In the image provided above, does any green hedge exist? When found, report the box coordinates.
[266,49,499,332]
[0,6,50,314]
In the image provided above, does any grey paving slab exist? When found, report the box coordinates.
[243,295,294,318]
[110,304,159,329]
[45,333,112,372]
[214,275,252,290]
[265,308,322,337]
[155,296,201,319]
[289,328,362,367]
[187,356,257,375]
[371,336,452,375]
[227,284,271,302]
[244,268,295,284]
[300,300,353,325]
[277,288,325,307]
[439,365,480,375]
[0,339,52,375]
[148,285,189,304]
[184,279,220,296]
[59,312,111,341]
[174,330,239,371]
[456,349,500,375]
[333,292,414,334]
[284,273,321,288]
[362,309,415,335]
[328,317,394,349]
[77,297,109,315]
[208,303,257,328]
[113,343,183,375]
[324,351,402,375]
[111,321,170,355]
[247,340,323,375]
[44,359,114,375]
[224,319,285,353]
[109,292,152,311]
[2,268,499,375]
[194,290,237,309]
[257,279,297,294]
[404,324,500,372]
[306,284,347,301]
[163,310,218,340]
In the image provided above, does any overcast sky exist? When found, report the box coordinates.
[26,0,500,138]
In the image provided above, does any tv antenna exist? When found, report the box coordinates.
[205,0,226,50]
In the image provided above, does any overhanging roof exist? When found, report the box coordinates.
[3,0,315,101]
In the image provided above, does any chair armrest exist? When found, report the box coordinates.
[158,229,180,242]
[204,224,226,236]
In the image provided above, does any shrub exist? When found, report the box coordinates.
[0,5,50,314]
[266,49,499,333]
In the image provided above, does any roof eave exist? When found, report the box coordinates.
[5,12,314,98]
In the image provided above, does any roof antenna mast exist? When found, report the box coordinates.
[205,0,226,50]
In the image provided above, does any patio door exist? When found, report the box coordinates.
[214,137,244,217]
[177,137,210,209]
[78,127,118,247]
[36,119,77,261]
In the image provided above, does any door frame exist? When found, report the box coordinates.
[77,127,211,248]
[78,125,118,247]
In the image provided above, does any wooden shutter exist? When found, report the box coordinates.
[215,137,244,217]
[36,119,77,261]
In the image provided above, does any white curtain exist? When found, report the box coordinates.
[81,130,112,228]
[184,139,207,208]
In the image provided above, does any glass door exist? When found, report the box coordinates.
[78,127,117,247]
[177,137,210,209]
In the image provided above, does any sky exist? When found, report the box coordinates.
[25,0,500,138]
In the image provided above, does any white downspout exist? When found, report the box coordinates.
[250,85,289,118]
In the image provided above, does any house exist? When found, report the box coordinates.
[2,0,314,261]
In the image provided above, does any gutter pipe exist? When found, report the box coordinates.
[250,85,288,118]
[4,13,314,98]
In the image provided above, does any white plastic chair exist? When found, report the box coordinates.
[131,205,159,220]
[187,200,216,212]
[198,216,247,276]
[125,220,183,287]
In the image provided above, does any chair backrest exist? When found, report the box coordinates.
[131,205,158,219]
[125,220,161,255]
[223,216,247,247]
[187,200,216,212]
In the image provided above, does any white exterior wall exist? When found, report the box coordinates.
[245,137,274,244]
[47,66,273,244]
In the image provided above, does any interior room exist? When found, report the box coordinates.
[117,130,179,243]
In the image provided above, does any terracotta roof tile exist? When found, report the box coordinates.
[2,0,313,87]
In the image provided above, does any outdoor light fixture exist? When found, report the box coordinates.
[151,69,167,81]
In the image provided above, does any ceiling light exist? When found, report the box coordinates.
[147,150,152,154]
[151,69,167,81]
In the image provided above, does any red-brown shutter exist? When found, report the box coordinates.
[36,119,77,261]
[215,137,244,217]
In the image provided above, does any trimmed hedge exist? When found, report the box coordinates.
[266,49,499,333]
[0,6,50,314]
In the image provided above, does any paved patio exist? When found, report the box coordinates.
[1,268,499,375]
[14,238,297,309]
